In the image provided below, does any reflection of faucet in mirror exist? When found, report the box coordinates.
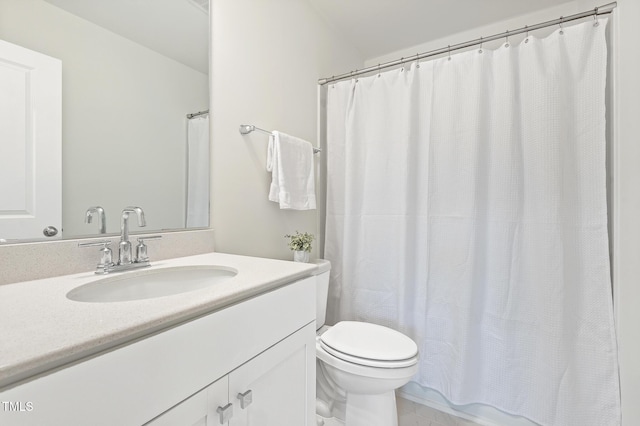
[119,207,146,266]
[85,206,106,234]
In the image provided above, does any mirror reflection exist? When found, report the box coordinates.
[0,0,210,243]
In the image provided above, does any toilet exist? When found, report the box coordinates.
[312,260,419,426]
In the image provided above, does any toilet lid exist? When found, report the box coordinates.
[319,321,418,367]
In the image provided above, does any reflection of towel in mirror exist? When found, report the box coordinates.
[266,131,316,210]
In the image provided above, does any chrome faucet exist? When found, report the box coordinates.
[119,207,146,265]
[80,206,162,275]
[85,206,106,234]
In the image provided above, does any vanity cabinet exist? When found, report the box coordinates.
[0,276,316,426]
[145,377,227,426]
[148,323,312,426]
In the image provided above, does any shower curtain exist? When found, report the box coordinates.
[186,114,210,228]
[324,19,619,426]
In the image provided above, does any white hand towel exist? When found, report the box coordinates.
[267,131,316,210]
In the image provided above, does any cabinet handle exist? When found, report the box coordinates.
[237,389,253,409]
[216,403,233,424]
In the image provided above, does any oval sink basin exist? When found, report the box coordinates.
[67,265,238,303]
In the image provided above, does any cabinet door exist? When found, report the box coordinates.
[145,376,228,426]
[229,323,316,426]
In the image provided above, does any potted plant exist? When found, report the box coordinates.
[285,231,314,263]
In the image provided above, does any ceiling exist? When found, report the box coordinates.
[43,0,209,73]
[307,0,571,60]
[41,0,573,72]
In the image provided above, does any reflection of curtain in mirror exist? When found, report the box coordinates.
[186,115,210,227]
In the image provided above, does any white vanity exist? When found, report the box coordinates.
[0,252,317,425]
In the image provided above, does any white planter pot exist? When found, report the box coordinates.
[294,250,310,263]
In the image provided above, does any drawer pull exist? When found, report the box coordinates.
[237,390,253,409]
[216,403,233,423]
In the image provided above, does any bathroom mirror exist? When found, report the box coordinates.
[0,0,210,243]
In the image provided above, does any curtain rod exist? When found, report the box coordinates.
[318,2,616,85]
[187,109,209,119]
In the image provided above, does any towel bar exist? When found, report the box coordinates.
[239,124,321,154]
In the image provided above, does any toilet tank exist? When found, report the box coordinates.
[312,259,331,330]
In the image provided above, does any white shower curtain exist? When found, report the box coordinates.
[325,19,620,426]
[186,114,210,228]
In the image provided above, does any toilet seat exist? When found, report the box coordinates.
[316,339,418,381]
[319,341,418,368]
[318,321,418,369]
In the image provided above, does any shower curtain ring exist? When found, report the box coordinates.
[524,25,530,43]
[504,30,510,48]
[478,36,483,54]
[377,64,381,77]
[447,46,451,61]
[416,53,420,68]
[593,7,600,27]
[559,16,564,35]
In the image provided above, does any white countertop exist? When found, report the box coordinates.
[0,252,317,390]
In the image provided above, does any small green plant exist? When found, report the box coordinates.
[285,231,314,253]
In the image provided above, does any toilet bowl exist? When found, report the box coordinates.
[312,260,419,426]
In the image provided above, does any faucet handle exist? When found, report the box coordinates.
[79,240,114,272]
[78,240,111,248]
[135,235,162,263]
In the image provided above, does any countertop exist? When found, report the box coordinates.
[0,252,317,390]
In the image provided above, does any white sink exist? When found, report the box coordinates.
[67,265,238,303]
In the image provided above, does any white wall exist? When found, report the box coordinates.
[0,0,208,237]
[210,0,363,260]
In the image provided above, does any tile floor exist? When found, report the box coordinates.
[397,397,482,426]
[317,396,482,426]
